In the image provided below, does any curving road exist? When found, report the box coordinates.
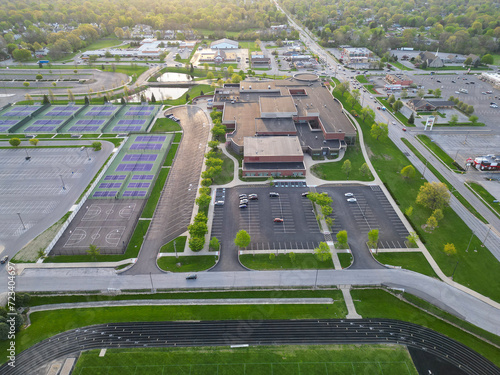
[126,105,210,275]
[1,319,498,375]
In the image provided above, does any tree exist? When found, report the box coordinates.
[481,54,494,65]
[23,82,30,87]
[341,159,351,178]
[231,73,242,83]
[408,112,415,125]
[234,230,251,248]
[209,237,220,251]
[189,236,205,251]
[205,157,223,168]
[469,115,478,125]
[314,242,331,261]
[336,230,348,247]
[406,232,419,247]
[388,94,396,104]
[188,221,208,237]
[29,138,39,147]
[92,142,102,151]
[86,244,100,260]
[207,72,214,80]
[12,48,32,62]
[9,138,21,147]
[67,89,75,102]
[432,208,444,222]
[37,248,46,259]
[367,229,379,249]
[359,163,370,177]
[434,88,441,98]
[370,122,388,140]
[464,57,473,66]
[84,96,90,105]
[337,81,350,97]
[196,193,211,210]
[401,89,408,99]
[360,107,375,122]
[417,89,425,98]
[289,252,296,263]
[211,124,227,139]
[416,182,450,210]
[405,206,414,217]
[448,114,458,126]
[151,93,156,103]
[444,243,457,256]
[208,140,220,151]
[42,94,50,104]
[401,165,416,179]
[35,74,43,80]
[426,214,438,231]
[393,100,403,112]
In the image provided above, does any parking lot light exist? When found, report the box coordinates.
[59,174,66,190]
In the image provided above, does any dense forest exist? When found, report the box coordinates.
[280,0,500,56]
[0,0,288,59]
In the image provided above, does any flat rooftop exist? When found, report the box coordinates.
[244,136,303,158]
[223,102,260,146]
[243,161,305,170]
[240,81,280,92]
[295,123,341,150]
[259,96,297,115]
[255,117,296,134]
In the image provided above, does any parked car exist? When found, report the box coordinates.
[347,198,357,203]
[239,194,247,199]
[239,199,248,204]
[1,255,9,264]
[345,192,354,197]
[301,192,310,197]
[239,204,248,209]
[269,192,279,197]
[214,201,224,206]
[273,218,284,223]
[248,194,258,200]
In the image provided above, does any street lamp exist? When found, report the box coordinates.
[451,260,459,280]
[17,213,26,230]
[59,174,66,190]
[84,147,91,160]
[421,161,428,179]
[481,225,492,247]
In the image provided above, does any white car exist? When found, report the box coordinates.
[369,95,373,99]
[344,192,354,197]
[347,198,357,203]
[491,104,498,108]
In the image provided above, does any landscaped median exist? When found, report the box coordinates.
[330,78,500,303]
[240,253,334,270]
[157,255,218,272]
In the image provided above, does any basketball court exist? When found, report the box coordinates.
[52,199,145,255]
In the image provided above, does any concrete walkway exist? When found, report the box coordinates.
[14,259,135,275]
[28,297,334,315]
[340,286,362,319]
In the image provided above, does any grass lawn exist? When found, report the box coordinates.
[401,138,487,224]
[351,289,500,367]
[337,252,353,268]
[141,168,170,218]
[164,143,179,166]
[150,117,182,132]
[390,61,413,71]
[44,220,150,263]
[364,84,378,94]
[239,41,261,53]
[467,182,500,217]
[378,98,412,126]
[82,38,122,52]
[310,142,374,181]
[240,253,334,270]
[373,252,438,278]
[160,236,187,253]
[212,151,234,185]
[173,133,182,142]
[331,79,500,302]
[157,255,218,272]
[492,54,500,65]
[416,135,463,172]
[356,75,368,83]
[73,345,417,375]
[164,84,213,106]
[108,65,149,80]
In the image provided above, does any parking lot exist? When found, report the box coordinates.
[211,184,409,270]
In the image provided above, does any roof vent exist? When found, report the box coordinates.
[249,85,252,90]
[268,85,271,89]
[241,86,244,90]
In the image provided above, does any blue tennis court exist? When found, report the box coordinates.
[3,105,41,117]
[99,182,122,189]
[25,126,57,132]
[69,126,100,132]
[118,119,146,125]
[45,107,79,116]
[132,175,154,180]
[0,120,18,126]
[128,182,151,188]
[76,119,105,125]
[135,135,166,142]
[129,143,162,150]
[84,106,116,117]
[104,175,127,181]
[34,119,63,125]
[4,111,32,117]
[122,190,147,197]
[116,163,154,172]
[93,191,118,197]
[113,125,142,132]
[122,154,158,162]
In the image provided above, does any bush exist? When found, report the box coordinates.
[92,141,102,151]
[9,138,21,147]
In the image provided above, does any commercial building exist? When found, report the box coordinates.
[480,72,500,89]
[251,51,271,67]
[385,73,413,87]
[210,38,239,49]
[341,47,373,64]
[418,51,444,68]
[406,99,455,112]
[215,74,357,177]
[199,49,236,64]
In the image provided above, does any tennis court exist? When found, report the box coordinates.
[51,199,144,255]
[90,134,173,199]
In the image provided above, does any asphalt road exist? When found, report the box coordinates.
[1,319,498,375]
[127,105,210,274]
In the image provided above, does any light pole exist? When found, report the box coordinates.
[465,231,474,252]
[17,212,26,230]
[84,147,91,160]
[59,174,66,190]
[481,225,491,247]
[421,161,428,179]
[451,260,459,280]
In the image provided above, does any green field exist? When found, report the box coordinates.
[373,252,438,278]
[240,253,334,270]
[467,182,500,217]
[212,151,234,185]
[157,255,218,272]
[73,345,418,375]
[160,236,187,253]
[150,117,182,132]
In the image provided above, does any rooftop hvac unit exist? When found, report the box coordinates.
[268,85,271,89]
[249,85,252,89]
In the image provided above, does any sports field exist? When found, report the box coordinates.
[90,133,173,199]
[73,345,418,375]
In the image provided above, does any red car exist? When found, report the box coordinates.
[273,218,284,223]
